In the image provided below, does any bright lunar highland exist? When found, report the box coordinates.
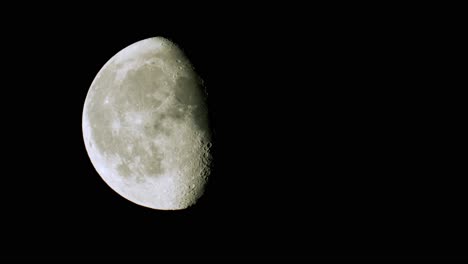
[82,37,212,210]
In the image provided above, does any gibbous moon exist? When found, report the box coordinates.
[82,37,212,210]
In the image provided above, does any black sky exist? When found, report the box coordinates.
[1,3,465,261]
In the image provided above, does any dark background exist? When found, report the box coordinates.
[1,3,465,261]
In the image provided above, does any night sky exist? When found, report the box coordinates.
[1,3,465,261]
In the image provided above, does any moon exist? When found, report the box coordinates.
[82,37,212,210]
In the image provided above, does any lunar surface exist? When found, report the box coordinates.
[82,37,212,210]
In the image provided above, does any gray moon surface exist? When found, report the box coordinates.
[82,37,212,210]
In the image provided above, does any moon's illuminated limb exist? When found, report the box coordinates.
[82,37,211,210]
